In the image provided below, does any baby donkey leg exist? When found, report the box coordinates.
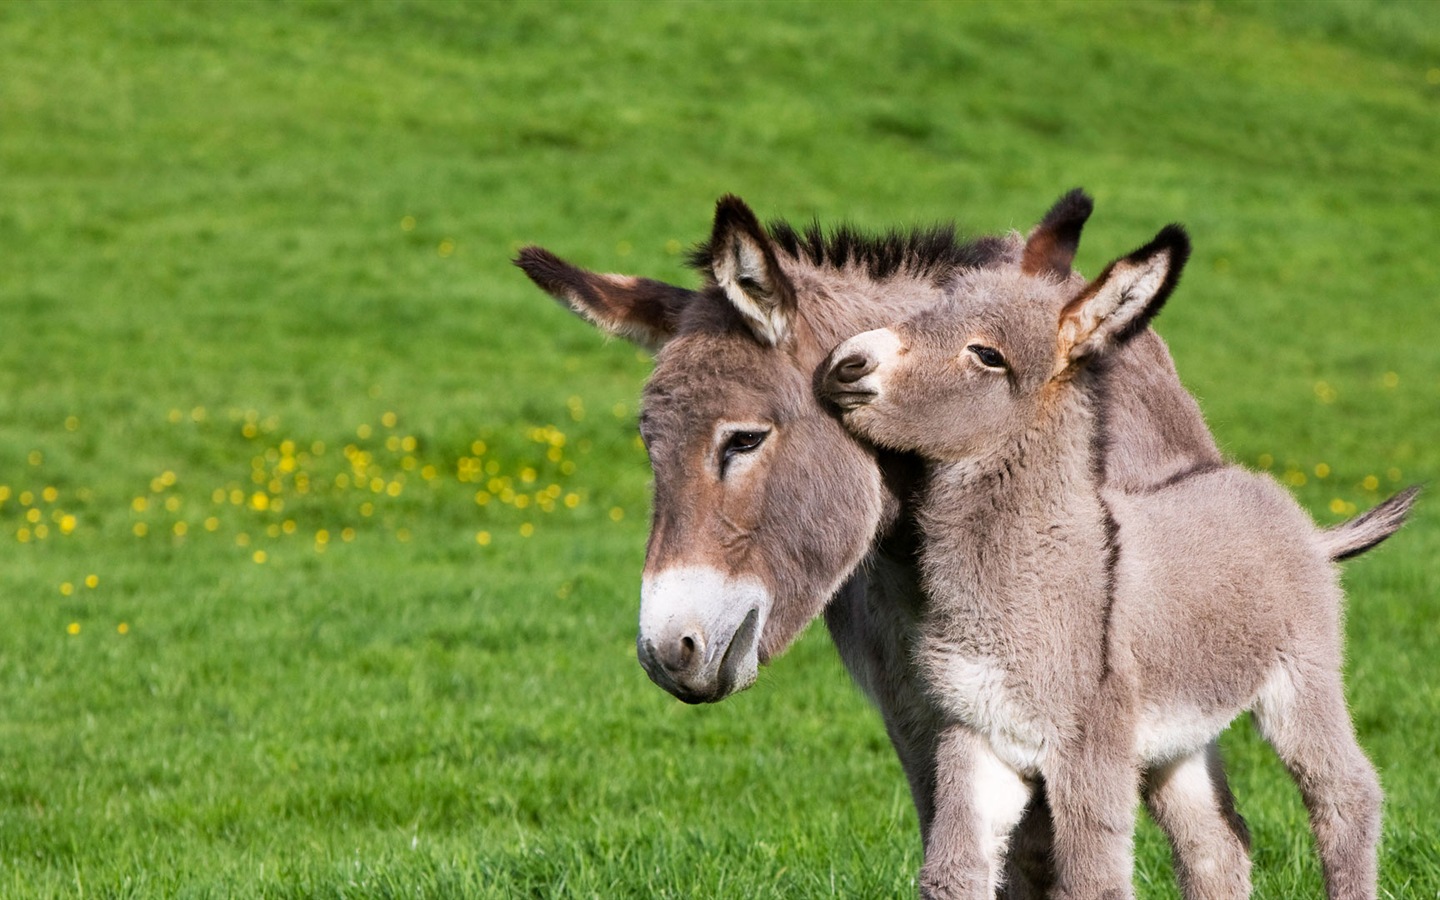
[921,725,1034,900]
[1254,666,1382,900]
[1048,691,1142,900]
[1144,742,1252,900]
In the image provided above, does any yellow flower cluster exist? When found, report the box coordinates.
[2,480,84,543]
[1254,453,1405,520]
[58,575,125,637]
[118,407,604,558]
[16,402,636,638]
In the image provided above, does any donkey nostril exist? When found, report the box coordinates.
[676,633,703,670]
[833,353,875,384]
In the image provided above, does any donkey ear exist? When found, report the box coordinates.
[1057,224,1191,365]
[704,195,797,346]
[514,246,695,350]
[1021,188,1094,279]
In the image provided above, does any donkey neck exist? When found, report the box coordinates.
[921,371,1106,564]
[915,373,1114,668]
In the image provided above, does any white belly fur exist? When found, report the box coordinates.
[927,650,1051,776]
[930,650,1264,773]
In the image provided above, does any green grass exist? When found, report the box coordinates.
[1,1,1436,896]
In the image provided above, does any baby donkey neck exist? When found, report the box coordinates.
[925,372,1106,530]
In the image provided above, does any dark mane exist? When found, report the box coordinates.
[687,218,1011,284]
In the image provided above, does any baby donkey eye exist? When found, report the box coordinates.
[967,344,1007,370]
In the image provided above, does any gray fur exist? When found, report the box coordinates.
[516,193,1257,897]
[823,208,1414,900]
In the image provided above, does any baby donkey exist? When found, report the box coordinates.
[820,195,1416,900]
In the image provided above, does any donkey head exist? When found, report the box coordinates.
[517,197,923,703]
[820,191,1191,462]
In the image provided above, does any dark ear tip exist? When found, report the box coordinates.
[713,193,761,231]
[715,193,750,215]
[514,244,557,269]
[1154,223,1192,266]
[1043,187,1094,228]
[1157,223,1189,246]
[513,245,578,294]
[1061,187,1095,216]
[1126,223,1192,268]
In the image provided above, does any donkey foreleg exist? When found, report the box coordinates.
[1046,696,1142,900]
[921,725,1033,900]
[1143,742,1252,900]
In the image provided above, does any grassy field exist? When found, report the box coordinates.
[1,1,1436,896]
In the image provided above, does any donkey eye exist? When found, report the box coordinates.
[724,430,768,460]
[967,344,1007,370]
[718,428,771,478]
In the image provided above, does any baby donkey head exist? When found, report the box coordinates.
[822,190,1190,463]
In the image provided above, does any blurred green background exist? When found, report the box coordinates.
[1,1,1436,896]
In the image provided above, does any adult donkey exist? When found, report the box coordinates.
[515,191,1250,898]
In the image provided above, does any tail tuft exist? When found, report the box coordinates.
[1321,485,1421,562]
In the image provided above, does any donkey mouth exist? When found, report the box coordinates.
[823,387,877,411]
[710,606,761,701]
[640,606,762,705]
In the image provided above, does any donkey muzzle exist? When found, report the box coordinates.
[637,566,769,703]
[819,329,901,411]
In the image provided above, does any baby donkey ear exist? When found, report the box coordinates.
[1057,224,1191,366]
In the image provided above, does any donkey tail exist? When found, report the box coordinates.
[1320,485,1421,562]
